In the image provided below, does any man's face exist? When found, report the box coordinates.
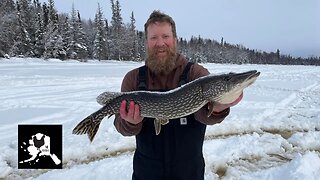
[146,22,177,75]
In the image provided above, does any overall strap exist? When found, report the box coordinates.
[178,62,194,86]
[138,65,147,90]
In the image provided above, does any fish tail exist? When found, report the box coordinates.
[72,108,106,142]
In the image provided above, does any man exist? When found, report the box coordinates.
[114,11,242,180]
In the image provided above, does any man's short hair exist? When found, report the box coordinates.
[144,10,177,38]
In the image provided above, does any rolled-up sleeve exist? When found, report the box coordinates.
[189,63,230,125]
[194,106,230,125]
[113,69,143,136]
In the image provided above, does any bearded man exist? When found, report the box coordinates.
[114,10,242,180]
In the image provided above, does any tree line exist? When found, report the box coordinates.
[0,0,319,65]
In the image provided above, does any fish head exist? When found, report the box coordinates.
[202,70,260,104]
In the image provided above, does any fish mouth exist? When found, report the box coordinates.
[238,70,260,85]
[241,70,260,87]
[241,70,260,78]
[247,70,260,85]
[229,70,260,88]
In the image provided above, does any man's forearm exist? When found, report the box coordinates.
[114,115,143,136]
[194,106,230,125]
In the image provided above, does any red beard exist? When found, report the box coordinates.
[146,46,177,75]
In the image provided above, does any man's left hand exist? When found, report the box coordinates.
[211,92,243,113]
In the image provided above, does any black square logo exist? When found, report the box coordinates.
[18,124,63,169]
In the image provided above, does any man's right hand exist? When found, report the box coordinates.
[119,100,144,124]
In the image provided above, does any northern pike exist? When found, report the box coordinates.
[72,70,260,142]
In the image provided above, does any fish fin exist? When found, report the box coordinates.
[207,102,215,117]
[72,107,107,142]
[154,119,169,135]
[96,92,122,105]
[160,119,169,125]
[154,119,162,135]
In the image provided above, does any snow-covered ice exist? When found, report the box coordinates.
[0,58,319,179]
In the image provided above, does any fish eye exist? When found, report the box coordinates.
[224,76,232,81]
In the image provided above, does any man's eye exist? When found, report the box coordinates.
[150,37,157,40]
[163,35,170,39]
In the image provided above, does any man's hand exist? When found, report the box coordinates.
[211,92,243,113]
[119,100,144,124]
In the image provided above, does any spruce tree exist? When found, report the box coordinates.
[75,11,88,60]
[12,0,34,56]
[34,11,45,57]
[93,3,108,60]
[109,0,125,60]
[0,0,17,56]
[127,11,139,61]
[67,5,88,60]
[43,2,65,59]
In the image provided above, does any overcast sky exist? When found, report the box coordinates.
[45,0,320,58]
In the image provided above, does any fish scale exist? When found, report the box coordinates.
[72,70,260,142]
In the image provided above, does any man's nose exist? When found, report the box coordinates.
[156,38,166,46]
